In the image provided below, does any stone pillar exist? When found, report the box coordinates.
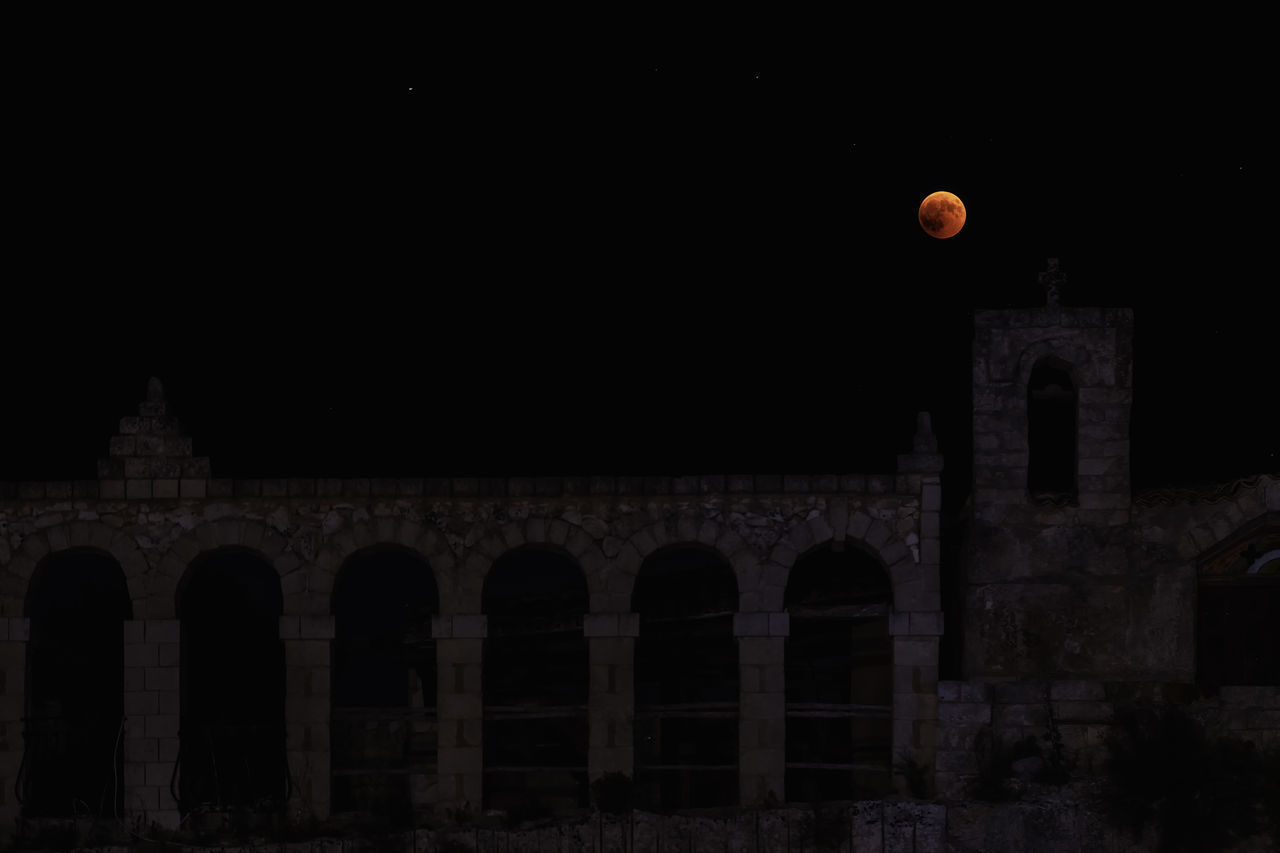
[0,617,29,841]
[433,614,486,812]
[889,622,942,796]
[122,619,181,830]
[280,615,334,821]
[584,612,639,784]
[886,469,944,795]
[733,611,789,806]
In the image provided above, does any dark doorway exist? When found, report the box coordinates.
[482,546,589,820]
[331,545,438,821]
[784,541,892,802]
[22,548,131,817]
[176,547,286,814]
[632,545,739,811]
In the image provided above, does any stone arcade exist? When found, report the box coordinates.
[1,291,1277,851]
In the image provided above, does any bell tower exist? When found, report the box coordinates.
[965,260,1135,678]
[971,259,1132,512]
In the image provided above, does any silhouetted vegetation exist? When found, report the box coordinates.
[591,772,634,814]
[894,752,933,799]
[1104,704,1278,852]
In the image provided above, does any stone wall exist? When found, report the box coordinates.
[966,296,1280,684]
[937,677,1280,802]
[0,472,942,841]
[47,796,1278,852]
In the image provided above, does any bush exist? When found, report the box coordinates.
[1104,704,1272,852]
[591,772,634,815]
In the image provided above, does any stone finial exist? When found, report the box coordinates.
[97,378,212,483]
[898,410,943,474]
[913,411,938,453]
[1039,258,1065,307]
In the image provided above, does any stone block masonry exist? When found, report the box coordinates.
[122,619,182,830]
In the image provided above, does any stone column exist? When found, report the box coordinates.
[0,617,29,841]
[733,611,789,806]
[122,619,181,830]
[889,622,943,796]
[887,469,944,795]
[433,614,486,813]
[280,615,334,821]
[584,612,639,784]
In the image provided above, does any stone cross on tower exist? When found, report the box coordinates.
[1039,258,1065,307]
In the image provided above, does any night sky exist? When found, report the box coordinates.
[4,70,1274,509]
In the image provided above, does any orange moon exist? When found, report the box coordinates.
[918,191,966,239]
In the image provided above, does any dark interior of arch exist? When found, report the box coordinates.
[1027,358,1077,499]
[22,548,131,818]
[784,542,893,802]
[330,544,439,820]
[1197,528,1280,689]
[481,546,590,818]
[632,545,739,811]
[177,547,285,813]
[1198,583,1280,687]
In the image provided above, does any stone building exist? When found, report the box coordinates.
[0,283,1276,848]
[0,378,943,840]
[936,286,1280,812]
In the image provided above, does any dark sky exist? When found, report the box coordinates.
[3,69,1274,504]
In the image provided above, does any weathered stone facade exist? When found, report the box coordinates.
[0,382,943,843]
[4,291,1279,851]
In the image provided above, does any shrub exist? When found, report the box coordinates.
[1104,704,1271,852]
[591,772,634,815]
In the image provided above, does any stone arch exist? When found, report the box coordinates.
[766,510,916,613]
[1015,340,1088,393]
[1181,498,1276,563]
[155,519,289,619]
[315,517,452,616]
[616,516,742,610]
[328,538,441,818]
[630,532,740,811]
[2,520,149,617]
[20,544,134,817]
[783,538,895,801]
[481,542,592,814]
[1026,355,1079,499]
[1192,509,1280,687]
[450,514,609,614]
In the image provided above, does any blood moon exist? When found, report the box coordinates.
[918,191,966,239]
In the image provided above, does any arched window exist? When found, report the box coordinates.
[331,545,438,822]
[21,548,131,817]
[784,541,892,802]
[482,546,589,820]
[1027,358,1077,501]
[176,547,286,815]
[632,545,738,811]
[1197,520,1280,688]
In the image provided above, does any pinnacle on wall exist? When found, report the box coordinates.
[96,378,211,480]
[897,411,943,475]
